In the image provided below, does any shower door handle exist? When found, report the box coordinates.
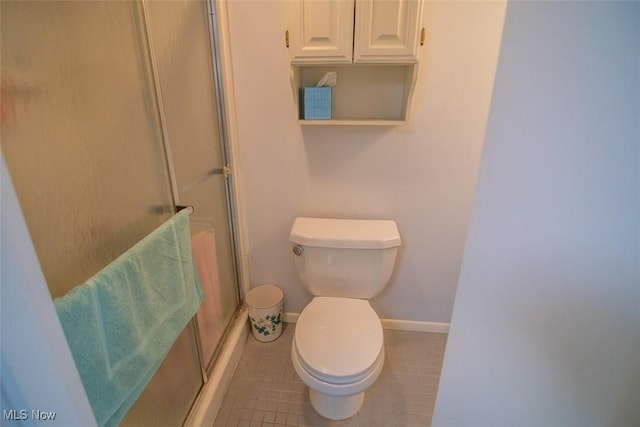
[211,165,231,178]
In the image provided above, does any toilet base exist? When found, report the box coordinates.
[309,389,364,420]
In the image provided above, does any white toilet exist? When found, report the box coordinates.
[288,217,401,420]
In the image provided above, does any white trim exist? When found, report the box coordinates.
[283,312,300,324]
[185,308,249,427]
[380,318,449,334]
[212,0,252,298]
[283,312,449,334]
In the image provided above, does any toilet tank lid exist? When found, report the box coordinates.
[289,217,401,249]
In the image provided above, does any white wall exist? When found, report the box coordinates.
[433,1,640,426]
[226,0,506,322]
[1,155,97,426]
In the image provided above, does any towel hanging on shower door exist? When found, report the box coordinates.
[54,210,204,427]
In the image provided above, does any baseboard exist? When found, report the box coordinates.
[283,312,300,323]
[380,318,449,333]
[186,308,249,427]
[283,312,449,334]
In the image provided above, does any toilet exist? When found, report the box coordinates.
[288,217,401,420]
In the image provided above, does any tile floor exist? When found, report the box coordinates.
[213,323,447,427]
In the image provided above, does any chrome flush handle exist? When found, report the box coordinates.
[292,245,304,256]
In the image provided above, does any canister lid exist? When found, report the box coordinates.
[289,217,401,249]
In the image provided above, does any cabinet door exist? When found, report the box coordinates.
[353,0,423,64]
[290,0,355,64]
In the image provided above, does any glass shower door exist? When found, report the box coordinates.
[143,0,239,372]
[1,0,177,295]
[1,1,203,425]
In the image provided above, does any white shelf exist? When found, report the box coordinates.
[298,119,406,126]
[291,64,418,125]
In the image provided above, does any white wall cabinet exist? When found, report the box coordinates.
[289,0,423,65]
[289,0,355,64]
[353,0,424,64]
[288,0,425,124]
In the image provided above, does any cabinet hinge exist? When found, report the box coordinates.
[285,30,290,48]
[420,28,426,46]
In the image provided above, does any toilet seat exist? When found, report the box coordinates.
[294,297,383,384]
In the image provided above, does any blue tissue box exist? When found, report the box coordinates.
[300,87,331,120]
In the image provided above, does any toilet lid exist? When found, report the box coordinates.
[295,297,383,381]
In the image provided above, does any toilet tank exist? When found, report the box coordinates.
[289,217,401,299]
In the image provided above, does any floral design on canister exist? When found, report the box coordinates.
[250,309,282,338]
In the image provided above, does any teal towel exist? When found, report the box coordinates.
[54,210,204,427]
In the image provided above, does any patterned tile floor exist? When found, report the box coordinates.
[213,323,447,427]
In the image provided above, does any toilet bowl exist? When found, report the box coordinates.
[289,217,401,420]
[291,297,384,420]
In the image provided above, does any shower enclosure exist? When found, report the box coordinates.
[1,1,240,425]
